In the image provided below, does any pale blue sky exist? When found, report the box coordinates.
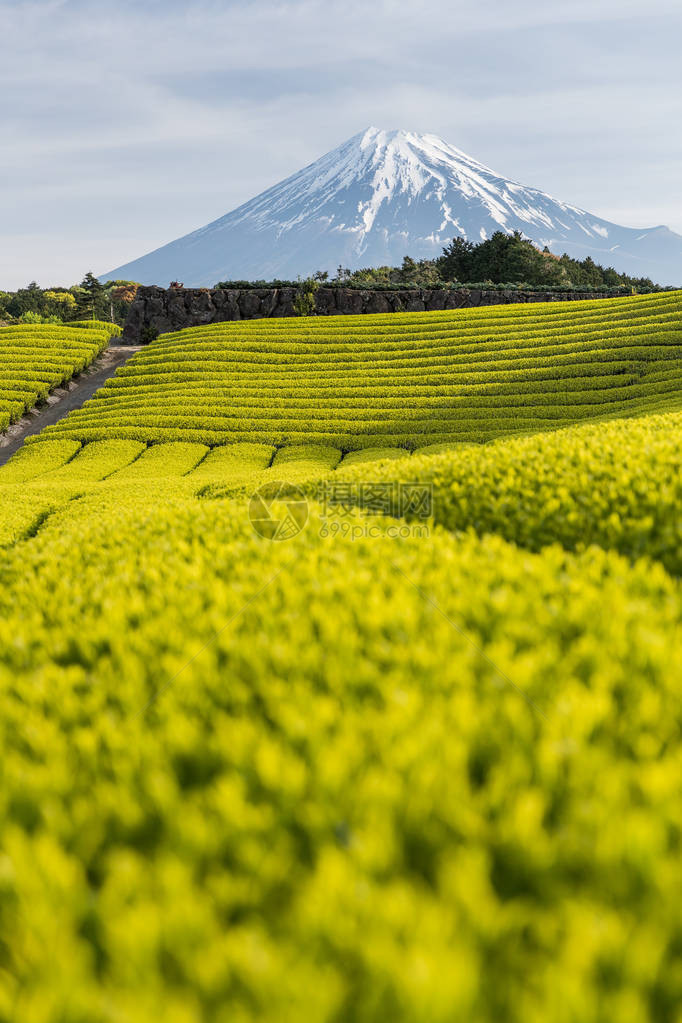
[1,0,681,288]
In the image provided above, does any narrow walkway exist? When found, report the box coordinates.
[0,345,142,468]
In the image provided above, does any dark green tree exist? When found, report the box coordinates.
[6,282,44,319]
[76,272,107,320]
[399,256,419,283]
[438,237,475,282]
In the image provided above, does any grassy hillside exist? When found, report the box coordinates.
[1,296,682,1021]
[33,291,682,449]
[0,323,118,433]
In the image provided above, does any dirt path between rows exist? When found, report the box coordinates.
[0,344,142,468]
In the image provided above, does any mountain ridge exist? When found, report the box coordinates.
[103,127,682,286]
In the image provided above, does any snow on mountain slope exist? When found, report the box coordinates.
[103,127,682,286]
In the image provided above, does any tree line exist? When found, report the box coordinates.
[0,274,139,327]
[332,231,660,291]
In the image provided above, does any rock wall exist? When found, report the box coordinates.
[122,285,622,343]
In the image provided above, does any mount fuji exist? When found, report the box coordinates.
[103,127,682,287]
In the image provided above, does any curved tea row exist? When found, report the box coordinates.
[32,291,682,450]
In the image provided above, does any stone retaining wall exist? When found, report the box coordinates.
[122,285,622,343]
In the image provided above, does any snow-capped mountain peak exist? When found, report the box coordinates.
[103,128,682,286]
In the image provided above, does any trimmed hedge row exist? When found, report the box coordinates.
[0,324,113,431]
[31,291,682,452]
[329,407,682,575]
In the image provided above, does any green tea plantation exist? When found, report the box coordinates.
[1,292,681,1022]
